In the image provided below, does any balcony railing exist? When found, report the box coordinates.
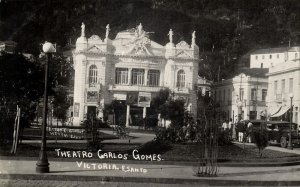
[274,93,287,102]
[249,100,266,106]
[109,84,165,92]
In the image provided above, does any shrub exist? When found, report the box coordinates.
[218,130,233,146]
[81,117,102,151]
[252,129,268,157]
[137,139,171,155]
[0,112,14,147]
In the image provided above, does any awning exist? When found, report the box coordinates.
[268,105,281,116]
[271,106,290,117]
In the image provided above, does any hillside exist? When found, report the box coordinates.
[0,0,299,81]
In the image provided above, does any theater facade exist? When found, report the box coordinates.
[72,23,199,126]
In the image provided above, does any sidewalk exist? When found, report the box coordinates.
[21,130,156,145]
[1,159,300,185]
[235,141,300,155]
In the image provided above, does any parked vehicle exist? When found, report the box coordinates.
[237,120,299,147]
[266,121,299,148]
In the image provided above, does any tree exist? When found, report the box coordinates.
[52,86,71,125]
[0,52,44,146]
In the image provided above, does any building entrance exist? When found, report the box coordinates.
[130,106,143,126]
[87,106,96,119]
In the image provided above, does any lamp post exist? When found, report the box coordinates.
[287,93,294,150]
[237,96,243,122]
[36,42,56,173]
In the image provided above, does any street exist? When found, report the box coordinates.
[0,179,204,187]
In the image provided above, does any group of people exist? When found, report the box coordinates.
[222,119,255,142]
[221,118,237,140]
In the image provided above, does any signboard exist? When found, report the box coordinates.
[138,92,151,107]
[74,103,80,117]
[87,91,99,102]
[126,92,138,105]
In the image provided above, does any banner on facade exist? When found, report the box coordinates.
[87,91,99,102]
[138,92,151,107]
[126,92,139,105]
[74,103,80,117]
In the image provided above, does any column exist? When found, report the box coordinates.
[143,107,147,118]
[126,104,130,127]
[143,107,147,129]
[80,60,87,123]
[128,68,132,85]
[144,69,148,86]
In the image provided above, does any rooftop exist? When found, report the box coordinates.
[251,46,300,55]
[236,68,269,78]
[251,47,288,55]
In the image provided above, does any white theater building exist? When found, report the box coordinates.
[72,23,199,126]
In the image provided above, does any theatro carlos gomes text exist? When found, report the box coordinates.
[55,149,164,173]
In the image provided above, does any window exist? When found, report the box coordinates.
[132,69,144,85]
[289,78,293,93]
[262,89,267,101]
[251,88,257,100]
[147,70,160,86]
[115,68,128,85]
[228,89,231,101]
[296,53,298,59]
[223,90,226,101]
[269,55,272,59]
[261,63,263,68]
[176,70,185,88]
[281,79,285,94]
[262,55,265,59]
[255,55,258,60]
[274,81,278,94]
[89,65,98,87]
[239,88,244,100]
[277,54,280,58]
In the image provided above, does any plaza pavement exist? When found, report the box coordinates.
[3,132,300,185]
[2,158,300,185]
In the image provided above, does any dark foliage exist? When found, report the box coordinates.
[218,130,234,146]
[252,129,269,157]
[0,111,14,146]
[81,116,102,151]
[2,0,299,80]
[137,139,171,155]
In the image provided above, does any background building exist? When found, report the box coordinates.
[267,59,300,124]
[213,68,268,122]
[250,47,300,69]
[197,76,212,97]
[72,23,199,126]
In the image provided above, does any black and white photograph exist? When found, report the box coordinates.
[0,0,300,186]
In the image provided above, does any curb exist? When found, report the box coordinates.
[2,156,300,167]
[1,174,300,186]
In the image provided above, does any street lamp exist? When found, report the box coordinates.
[287,93,294,150]
[36,42,56,173]
[237,98,243,122]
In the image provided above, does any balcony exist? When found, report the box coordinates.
[108,84,165,92]
[173,87,190,94]
[274,93,287,102]
[249,100,266,106]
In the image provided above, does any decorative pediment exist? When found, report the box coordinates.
[89,35,102,41]
[175,50,193,58]
[176,41,190,49]
[86,45,104,53]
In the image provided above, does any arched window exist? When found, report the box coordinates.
[176,70,185,88]
[89,65,98,87]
